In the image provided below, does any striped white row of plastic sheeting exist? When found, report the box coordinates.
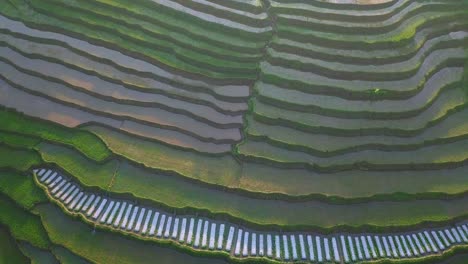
[34,168,468,263]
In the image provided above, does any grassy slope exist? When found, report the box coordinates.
[0,143,50,249]
[52,246,92,264]
[0,194,50,249]
[0,130,41,148]
[0,226,30,264]
[18,241,59,264]
[38,142,117,189]
[440,253,468,264]
[86,124,468,199]
[85,125,241,187]
[0,144,42,171]
[34,203,228,264]
[0,109,110,162]
[36,143,468,229]
[0,170,48,209]
[238,160,468,198]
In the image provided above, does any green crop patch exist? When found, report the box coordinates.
[52,246,92,264]
[0,109,111,162]
[0,130,41,149]
[0,144,42,172]
[37,142,117,189]
[0,226,29,264]
[85,125,242,187]
[0,170,47,210]
[18,241,59,264]
[0,194,50,249]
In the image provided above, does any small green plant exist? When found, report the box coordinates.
[367,88,388,99]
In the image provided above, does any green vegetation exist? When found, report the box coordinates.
[37,143,117,189]
[35,204,228,264]
[17,242,59,264]
[367,88,390,100]
[0,144,42,172]
[0,130,41,149]
[0,109,111,162]
[0,170,47,209]
[0,226,29,264]
[52,246,92,264]
[67,164,468,229]
[0,195,50,249]
[85,125,241,187]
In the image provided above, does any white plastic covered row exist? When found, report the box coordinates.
[332,237,340,262]
[186,218,195,244]
[341,236,349,263]
[209,223,216,249]
[201,220,209,248]
[157,214,167,238]
[165,216,173,238]
[234,229,243,256]
[275,235,281,260]
[64,187,79,205]
[225,226,235,251]
[266,234,273,257]
[258,234,264,256]
[307,235,315,261]
[149,212,160,236]
[283,235,290,260]
[141,209,152,234]
[348,236,356,261]
[172,218,180,239]
[179,218,187,242]
[375,236,385,257]
[126,206,139,231]
[134,208,146,233]
[242,231,249,257]
[251,233,257,256]
[74,194,88,212]
[217,224,224,250]
[291,235,298,260]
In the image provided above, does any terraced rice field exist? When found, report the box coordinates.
[0,0,468,263]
